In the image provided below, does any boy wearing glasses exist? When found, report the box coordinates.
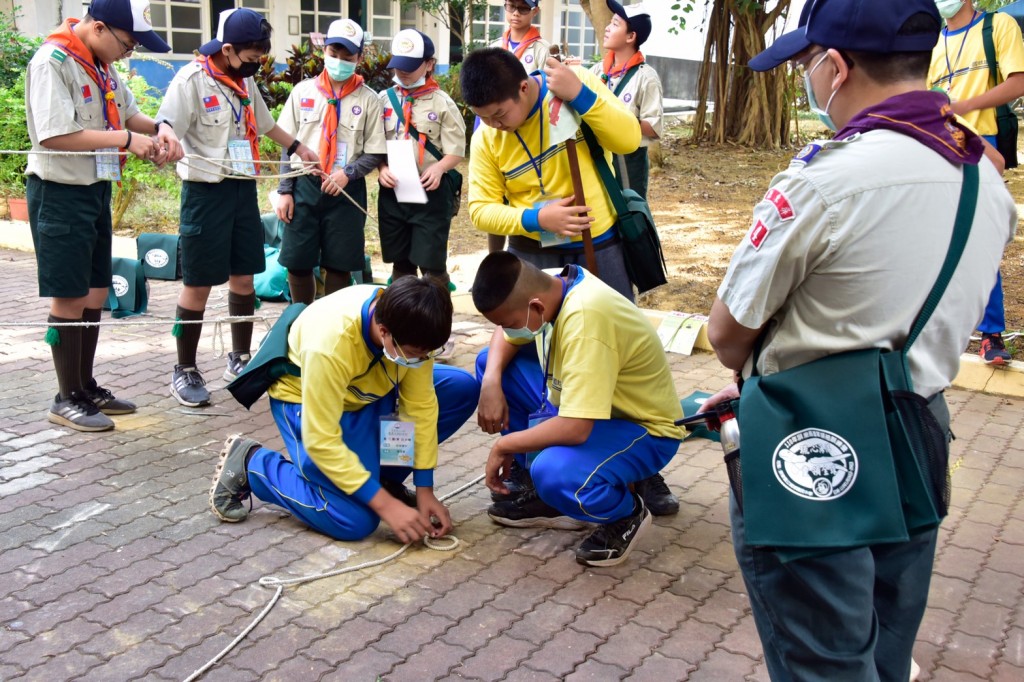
[209,278,479,544]
[157,8,319,408]
[26,0,183,431]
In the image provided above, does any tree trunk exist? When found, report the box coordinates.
[579,0,612,58]
[692,0,793,149]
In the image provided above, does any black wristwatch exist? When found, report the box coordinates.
[154,119,171,134]
[287,139,301,156]
[343,164,357,178]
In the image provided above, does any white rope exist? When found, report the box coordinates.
[6,314,275,328]
[180,473,485,682]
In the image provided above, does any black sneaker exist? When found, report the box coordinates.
[634,473,679,516]
[490,459,535,502]
[84,380,137,415]
[209,434,259,522]
[171,364,211,407]
[575,494,651,567]
[487,488,586,530]
[223,351,252,382]
[380,477,417,508]
[48,391,114,432]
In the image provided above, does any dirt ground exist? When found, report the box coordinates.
[449,122,1024,351]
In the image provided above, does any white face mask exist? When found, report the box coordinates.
[393,73,426,90]
[382,333,428,368]
[935,0,965,20]
[804,52,840,132]
[504,304,551,341]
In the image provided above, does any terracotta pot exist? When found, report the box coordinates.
[7,197,28,222]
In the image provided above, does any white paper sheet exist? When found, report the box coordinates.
[386,139,428,204]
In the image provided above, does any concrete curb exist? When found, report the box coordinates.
[5,219,1021,399]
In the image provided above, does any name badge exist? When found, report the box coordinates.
[333,141,349,172]
[525,402,558,465]
[95,148,121,181]
[227,139,256,176]
[380,413,415,467]
[534,198,570,248]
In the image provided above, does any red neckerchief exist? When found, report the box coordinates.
[504,26,542,60]
[315,69,365,174]
[601,50,644,87]
[396,77,441,166]
[45,18,125,169]
[197,54,261,172]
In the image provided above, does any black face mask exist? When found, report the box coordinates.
[227,52,261,79]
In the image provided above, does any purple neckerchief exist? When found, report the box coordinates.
[835,90,983,165]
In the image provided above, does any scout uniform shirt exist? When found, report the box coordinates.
[268,285,440,498]
[379,86,466,172]
[157,60,276,183]
[25,43,140,185]
[590,61,663,147]
[278,77,386,171]
[490,32,552,74]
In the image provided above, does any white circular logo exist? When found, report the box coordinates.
[623,93,633,103]
[772,429,858,500]
[145,248,169,268]
[397,38,414,54]
[112,275,130,297]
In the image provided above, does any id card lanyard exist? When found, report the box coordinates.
[513,75,547,196]
[378,345,416,467]
[95,65,121,181]
[525,275,568,463]
[943,11,979,93]
[215,81,257,175]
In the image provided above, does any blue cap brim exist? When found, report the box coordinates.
[198,39,224,56]
[388,55,424,71]
[136,30,171,53]
[325,37,360,54]
[748,29,810,72]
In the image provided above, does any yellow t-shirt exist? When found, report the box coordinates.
[468,68,641,241]
[540,267,683,440]
[928,11,1024,136]
[268,286,440,497]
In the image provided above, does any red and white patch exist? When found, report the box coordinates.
[300,97,315,110]
[749,219,770,251]
[764,188,794,221]
[81,84,93,103]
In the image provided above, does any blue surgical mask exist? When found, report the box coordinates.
[504,305,551,341]
[325,55,357,82]
[804,53,840,133]
[935,0,965,20]
[393,73,427,90]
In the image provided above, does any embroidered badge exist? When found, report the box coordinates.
[383,107,393,120]
[764,188,795,221]
[300,97,315,110]
[427,112,438,121]
[773,429,858,500]
[749,219,770,250]
[203,95,221,112]
[623,92,633,103]
[352,105,363,116]
[81,85,93,104]
[525,55,534,64]
[396,38,415,55]
[793,143,822,164]
[50,48,67,63]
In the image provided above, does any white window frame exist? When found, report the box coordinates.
[145,0,206,58]
[559,0,597,62]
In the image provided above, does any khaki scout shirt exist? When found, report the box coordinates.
[157,61,276,183]
[591,62,663,147]
[25,44,140,185]
[379,87,466,173]
[490,35,552,74]
[277,78,387,167]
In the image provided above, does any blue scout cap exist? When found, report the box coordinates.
[805,0,940,54]
[748,1,813,72]
[199,8,270,56]
[89,0,171,54]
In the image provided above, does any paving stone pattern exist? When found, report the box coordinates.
[0,248,1021,681]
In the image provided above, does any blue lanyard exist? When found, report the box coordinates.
[513,75,547,196]
[943,11,979,90]
[96,65,114,129]
[538,275,569,405]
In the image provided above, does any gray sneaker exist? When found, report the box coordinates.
[209,434,259,522]
[171,364,210,407]
[84,380,137,415]
[223,351,251,382]
[48,392,115,432]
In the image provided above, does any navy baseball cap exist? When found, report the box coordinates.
[89,0,171,53]
[199,8,270,56]
[325,18,365,54]
[748,1,812,72]
[806,0,940,53]
[388,29,435,71]
[607,1,652,47]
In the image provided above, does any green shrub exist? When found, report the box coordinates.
[435,63,475,151]
[0,7,42,90]
[0,72,29,195]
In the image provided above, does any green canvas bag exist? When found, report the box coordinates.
[226,302,306,409]
[736,163,977,552]
[104,257,149,318]
[136,233,181,281]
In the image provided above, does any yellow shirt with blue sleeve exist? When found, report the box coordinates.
[468,67,641,242]
[267,285,440,502]
[535,267,684,440]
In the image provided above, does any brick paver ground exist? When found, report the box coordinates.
[1,247,1022,681]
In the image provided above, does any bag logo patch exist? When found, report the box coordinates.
[111,275,130,298]
[749,219,770,250]
[773,429,858,500]
[145,249,169,268]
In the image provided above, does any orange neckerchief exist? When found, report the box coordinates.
[396,77,441,166]
[315,69,365,175]
[45,18,125,168]
[197,55,261,172]
[601,50,645,88]
[503,26,542,60]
